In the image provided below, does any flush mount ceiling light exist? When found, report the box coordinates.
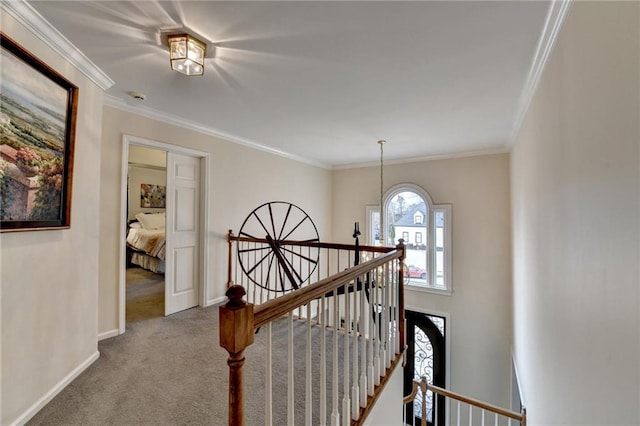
[167,33,206,76]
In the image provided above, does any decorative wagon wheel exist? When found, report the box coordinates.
[237,201,320,292]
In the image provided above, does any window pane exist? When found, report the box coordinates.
[434,211,445,287]
[388,190,428,286]
[369,208,381,246]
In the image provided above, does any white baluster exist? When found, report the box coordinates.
[331,290,340,426]
[457,400,461,426]
[320,296,327,426]
[494,412,498,426]
[306,303,312,425]
[382,263,389,371]
[265,322,272,426]
[434,390,438,426]
[481,408,485,426]
[359,272,367,407]
[342,284,351,426]
[394,262,400,354]
[351,278,359,420]
[373,267,381,386]
[288,312,294,426]
[468,404,473,426]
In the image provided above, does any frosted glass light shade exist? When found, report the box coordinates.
[168,34,206,76]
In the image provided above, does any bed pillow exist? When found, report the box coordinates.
[135,212,165,230]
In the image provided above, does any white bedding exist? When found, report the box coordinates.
[126,227,166,260]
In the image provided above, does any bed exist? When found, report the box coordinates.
[126,212,166,274]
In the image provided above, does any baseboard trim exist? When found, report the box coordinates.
[205,295,226,307]
[9,351,100,426]
[98,329,119,341]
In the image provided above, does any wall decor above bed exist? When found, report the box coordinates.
[0,33,78,232]
[140,183,166,208]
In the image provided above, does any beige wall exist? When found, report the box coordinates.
[511,2,639,424]
[1,14,104,425]
[333,153,512,408]
[99,106,333,334]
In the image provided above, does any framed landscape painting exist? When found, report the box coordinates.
[0,33,78,232]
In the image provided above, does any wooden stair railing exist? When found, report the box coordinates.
[220,234,407,426]
[403,377,526,426]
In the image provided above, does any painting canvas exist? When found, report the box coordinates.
[140,184,166,208]
[0,33,78,232]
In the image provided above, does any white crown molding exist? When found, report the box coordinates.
[103,94,330,169]
[508,0,573,145]
[1,0,114,90]
[333,147,510,170]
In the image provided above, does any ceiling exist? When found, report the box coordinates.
[27,1,551,168]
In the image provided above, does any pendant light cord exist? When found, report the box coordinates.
[378,140,386,246]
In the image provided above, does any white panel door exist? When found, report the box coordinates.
[165,152,200,315]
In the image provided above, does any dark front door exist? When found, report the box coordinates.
[404,310,446,426]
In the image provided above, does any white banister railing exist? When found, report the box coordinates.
[403,377,527,426]
[220,231,407,426]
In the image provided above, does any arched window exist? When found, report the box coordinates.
[367,183,451,293]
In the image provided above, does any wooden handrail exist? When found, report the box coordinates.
[429,383,523,421]
[229,232,396,253]
[405,379,525,423]
[253,249,402,329]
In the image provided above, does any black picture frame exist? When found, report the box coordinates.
[0,32,78,232]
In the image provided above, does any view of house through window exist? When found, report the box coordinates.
[387,190,429,286]
[366,184,450,292]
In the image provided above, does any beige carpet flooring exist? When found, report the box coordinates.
[26,271,356,425]
[125,267,164,323]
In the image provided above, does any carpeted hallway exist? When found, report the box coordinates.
[28,292,231,425]
[26,275,350,425]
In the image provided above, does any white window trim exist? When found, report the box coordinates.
[380,183,452,295]
[365,205,381,246]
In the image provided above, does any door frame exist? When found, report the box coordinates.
[403,305,451,425]
[118,134,209,334]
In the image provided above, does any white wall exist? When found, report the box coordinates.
[364,361,404,426]
[0,13,104,425]
[511,2,639,424]
[333,153,512,408]
[127,145,166,220]
[98,106,333,334]
[129,144,166,168]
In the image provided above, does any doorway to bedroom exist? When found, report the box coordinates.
[125,145,167,323]
[119,135,208,335]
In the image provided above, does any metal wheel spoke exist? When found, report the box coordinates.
[280,255,302,289]
[277,262,286,292]
[268,203,278,239]
[277,203,293,240]
[237,202,320,292]
[280,246,319,265]
[280,215,309,241]
[265,253,276,289]
[245,250,273,276]
[252,211,273,238]
[238,245,271,254]
[239,230,261,240]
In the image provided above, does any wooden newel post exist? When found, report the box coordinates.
[219,285,254,426]
[396,239,406,350]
